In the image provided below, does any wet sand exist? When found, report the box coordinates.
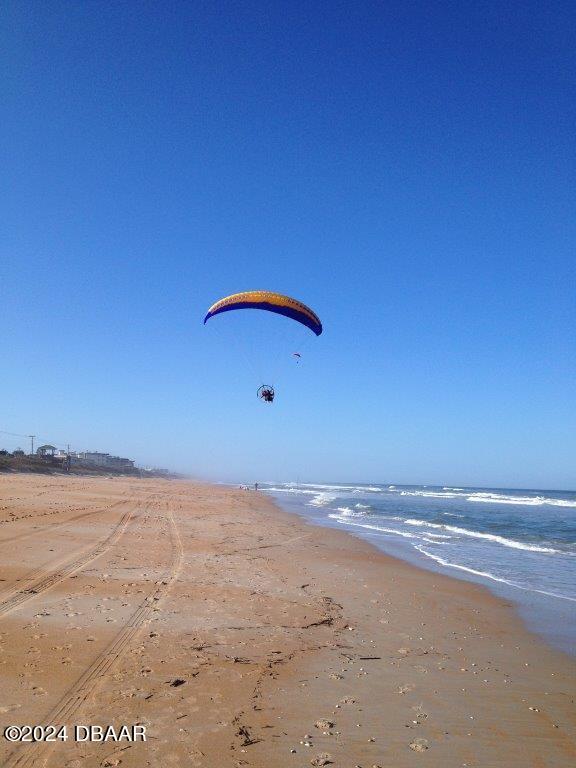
[0,474,574,767]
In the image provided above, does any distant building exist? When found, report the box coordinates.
[72,451,134,469]
[79,452,109,466]
[104,455,135,470]
[36,445,57,457]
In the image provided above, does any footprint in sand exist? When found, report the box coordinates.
[409,738,429,752]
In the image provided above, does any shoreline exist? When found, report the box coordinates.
[0,474,574,766]
[264,484,576,657]
[264,489,576,659]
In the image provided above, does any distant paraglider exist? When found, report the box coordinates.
[257,385,275,403]
[203,291,322,403]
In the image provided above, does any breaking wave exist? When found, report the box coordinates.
[393,488,576,508]
[403,519,565,554]
[415,546,576,602]
[328,515,419,539]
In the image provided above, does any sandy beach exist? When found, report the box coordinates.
[0,474,574,767]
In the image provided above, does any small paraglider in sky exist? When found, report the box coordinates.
[203,291,321,403]
[257,384,275,403]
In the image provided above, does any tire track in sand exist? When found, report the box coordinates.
[0,500,147,619]
[0,498,132,545]
[3,507,184,768]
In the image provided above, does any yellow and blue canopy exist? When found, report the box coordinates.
[204,291,322,336]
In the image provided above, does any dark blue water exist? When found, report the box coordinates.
[263,482,576,655]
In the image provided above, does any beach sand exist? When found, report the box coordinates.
[0,475,574,767]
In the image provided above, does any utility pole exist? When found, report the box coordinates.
[29,435,35,456]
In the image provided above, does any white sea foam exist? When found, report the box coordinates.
[403,519,563,554]
[466,492,576,508]
[390,487,576,508]
[328,515,418,539]
[354,503,370,509]
[299,483,357,491]
[308,492,338,506]
[335,506,364,517]
[296,483,384,494]
[414,546,576,602]
[400,490,462,499]
[267,487,318,495]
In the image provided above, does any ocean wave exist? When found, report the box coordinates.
[295,483,384,495]
[400,490,462,499]
[328,515,418,539]
[308,492,338,506]
[466,492,576,508]
[265,487,318,495]
[414,546,576,602]
[335,506,365,517]
[299,483,357,491]
[354,503,370,509]
[403,519,564,554]
[389,487,576,508]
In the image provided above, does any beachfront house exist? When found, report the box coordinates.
[72,451,135,469]
[36,445,57,457]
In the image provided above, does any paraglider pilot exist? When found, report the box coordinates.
[257,385,275,403]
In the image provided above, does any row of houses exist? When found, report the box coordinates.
[36,446,135,469]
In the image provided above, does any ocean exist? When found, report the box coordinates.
[263,482,576,655]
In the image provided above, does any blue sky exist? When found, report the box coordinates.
[1,1,574,488]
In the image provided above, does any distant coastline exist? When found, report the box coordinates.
[0,453,178,479]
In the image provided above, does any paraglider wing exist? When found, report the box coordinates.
[204,291,322,336]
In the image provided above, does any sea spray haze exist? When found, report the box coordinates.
[264,483,576,654]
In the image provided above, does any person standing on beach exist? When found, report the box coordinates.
[254,483,258,491]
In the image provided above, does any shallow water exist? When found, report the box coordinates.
[263,482,576,655]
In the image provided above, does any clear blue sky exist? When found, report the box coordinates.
[1,1,574,488]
